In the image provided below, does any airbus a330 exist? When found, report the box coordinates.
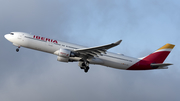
[4,32,175,73]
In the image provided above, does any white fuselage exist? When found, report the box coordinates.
[4,32,140,70]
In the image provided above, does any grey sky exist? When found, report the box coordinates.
[0,0,180,101]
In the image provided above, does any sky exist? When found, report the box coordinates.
[0,0,180,101]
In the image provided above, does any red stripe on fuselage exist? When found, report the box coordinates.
[127,51,170,70]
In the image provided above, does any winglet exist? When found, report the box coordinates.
[114,40,122,46]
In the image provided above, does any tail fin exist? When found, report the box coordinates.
[141,43,175,63]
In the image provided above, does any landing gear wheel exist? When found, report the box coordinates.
[79,59,90,73]
[16,48,19,52]
[16,46,20,52]
[84,66,89,73]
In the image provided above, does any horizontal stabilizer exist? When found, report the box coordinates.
[151,63,172,67]
[151,63,172,69]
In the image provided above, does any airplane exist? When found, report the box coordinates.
[4,32,175,73]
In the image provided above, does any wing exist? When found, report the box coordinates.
[74,40,122,57]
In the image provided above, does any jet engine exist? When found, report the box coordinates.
[57,49,77,62]
[57,56,69,62]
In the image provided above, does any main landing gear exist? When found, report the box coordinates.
[16,46,20,52]
[79,59,90,73]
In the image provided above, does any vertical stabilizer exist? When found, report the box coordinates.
[141,43,175,63]
[127,43,175,70]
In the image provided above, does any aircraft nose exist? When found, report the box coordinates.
[4,34,11,41]
[4,34,8,39]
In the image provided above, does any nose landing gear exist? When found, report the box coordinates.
[16,46,20,52]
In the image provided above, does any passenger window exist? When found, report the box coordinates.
[10,33,14,35]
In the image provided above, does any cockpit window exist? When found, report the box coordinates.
[10,33,14,35]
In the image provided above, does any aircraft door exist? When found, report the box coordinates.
[18,34,24,41]
[18,34,22,39]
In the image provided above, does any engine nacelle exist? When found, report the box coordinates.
[59,49,71,58]
[57,56,69,62]
[57,49,78,62]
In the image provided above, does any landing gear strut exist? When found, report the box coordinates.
[79,59,90,73]
[16,46,20,52]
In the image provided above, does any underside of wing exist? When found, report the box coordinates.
[74,40,122,58]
